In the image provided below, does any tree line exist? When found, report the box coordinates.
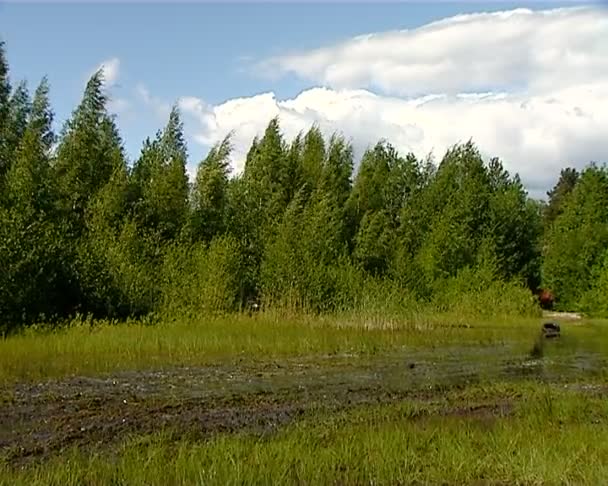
[1,41,607,332]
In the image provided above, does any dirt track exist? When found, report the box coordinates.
[1,345,606,466]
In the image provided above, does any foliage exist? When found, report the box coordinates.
[0,40,606,329]
[159,236,242,318]
[542,164,608,309]
[189,135,232,242]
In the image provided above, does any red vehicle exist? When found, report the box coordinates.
[537,288,555,310]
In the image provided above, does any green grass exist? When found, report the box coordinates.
[0,312,576,384]
[2,384,607,485]
[2,313,607,485]
[1,312,606,384]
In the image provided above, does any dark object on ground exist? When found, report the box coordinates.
[542,321,560,338]
[408,363,416,369]
[536,288,555,310]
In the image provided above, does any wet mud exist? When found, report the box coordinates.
[1,344,606,466]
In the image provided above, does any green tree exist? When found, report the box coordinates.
[29,77,55,153]
[49,70,130,317]
[130,106,190,242]
[320,133,353,208]
[0,100,65,328]
[190,134,232,242]
[76,163,157,318]
[348,141,421,274]
[299,125,325,197]
[54,70,126,228]
[353,210,395,275]
[580,248,608,315]
[0,40,11,181]
[542,164,608,308]
[243,117,289,223]
[415,142,491,282]
[4,80,31,163]
[485,158,542,287]
[0,33,594,324]
[225,118,291,305]
[261,188,351,312]
[160,236,242,317]
[225,175,263,306]
[284,132,303,203]
[543,167,579,229]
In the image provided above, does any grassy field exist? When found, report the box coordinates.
[1,312,607,484]
[0,311,576,383]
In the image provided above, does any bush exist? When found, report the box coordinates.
[579,248,608,316]
[159,235,242,318]
[75,221,158,318]
[430,264,540,318]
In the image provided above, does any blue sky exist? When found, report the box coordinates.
[0,1,606,195]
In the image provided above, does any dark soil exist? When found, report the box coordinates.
[0,364,443,467]
[1,348,605,467]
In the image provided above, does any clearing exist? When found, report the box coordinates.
[1,314,607,484]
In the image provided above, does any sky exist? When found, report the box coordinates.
[1,1,607,198]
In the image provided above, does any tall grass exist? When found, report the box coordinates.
[2,309,606,384]
[0,314,504,383]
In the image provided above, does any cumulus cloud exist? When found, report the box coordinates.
[136,83,171,120]
[153,5,608,198]
[256,6,608,97]
[88,57,133,117]
[97,4,608,197]
[95,57,121,88]
[179,82,608,197]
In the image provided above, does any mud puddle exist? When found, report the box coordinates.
[1,344,606,466]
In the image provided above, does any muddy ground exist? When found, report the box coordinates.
[1,343,606,467]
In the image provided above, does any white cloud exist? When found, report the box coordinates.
[136,83,171,120]
[145,6,608,198]
[256,6,608,97]
[87,57,132,117]
[107,97,130,115]
[171,7,608,196]
[96,57,121,88]
[180,82,608,197]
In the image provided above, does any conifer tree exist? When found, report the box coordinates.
[190,134,232,242]
[543,167,579,228]
[0,41,12,182]
[54,70,126,228]
[131,105,190,241]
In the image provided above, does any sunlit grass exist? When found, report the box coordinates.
[2,384,607,485]
[1,314,607,484]
[1,312,606,384]
[0,313,528,383]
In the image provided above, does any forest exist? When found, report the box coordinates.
[1,39,607,333]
